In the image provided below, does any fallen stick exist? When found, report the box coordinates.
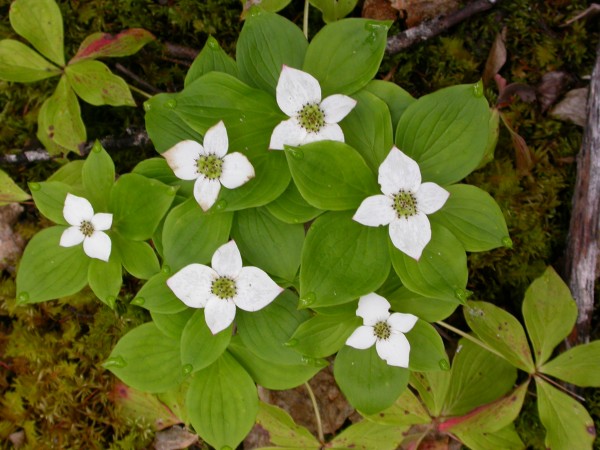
[386,0,501,55]
[565,40,600,345]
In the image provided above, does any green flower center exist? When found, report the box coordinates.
[197,154,223,180]
[373,321,391,340]
[298,103,325,133]
[79,220,95,237]
[393,190,418,218]
[211,277,237,300]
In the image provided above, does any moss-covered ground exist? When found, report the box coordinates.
[0,0,598,447]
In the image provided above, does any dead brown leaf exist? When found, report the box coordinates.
[362,0,399,21]
[482,28,507,87]
[550,87,589,126]
[537,71,571,112]
[391,0,460,28]
[0,204,25,272]
[499,113,535,175]
[153,425,198,450]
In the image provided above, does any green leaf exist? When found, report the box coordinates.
[16,226,89,304]
[464,301,535,373]
[328,420,406,450]
[132,157,180,186]
[162,198,233,271]
[396,82,490,185]
[405,320,448,372]
[363,79,416,129]
[104,322,184,393]
[444,382,529,434]
[37,76,86,154]
[10,0,64,66]
[340,90,393,173]
[186,351,258,449]
[334,345,409,414]
[289,311,361,358]
[386,287,458,322]
[185,36,238,87]
[443,339,517,416]
[180,309,231,373]
[409,371,450,417]
[82,141,115,211]
[151,309,194,340]
[303,18,390,96]
[454,424,525,450]
[0,169,30,205]
[237,290,310,365]
[300,211,390,307]
[242,0,291,16]
[429,184,510,252]
[29,181,73,224]
[231,207,303,281]
[540,341,600,387]
[254,402,320,449]
[237,9,307,96]
[362,386,430,426]
[70,28,154,63]
[265,180,323,224]
[88,251,122,307]
[47,160,84,185]
[112,233,160,279]
[309,0,359,23]
[228,336,324,390]
[536,377,595,450]
[110,173,176,241]
[133,272,188,314]
[390,223,467,303]
[285,141,378,211]
[522,266,577,365]
[0,39,61,82]
[478,107,500,168]
[65,60,135,106]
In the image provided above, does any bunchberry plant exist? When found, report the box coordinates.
[14,2,600,449]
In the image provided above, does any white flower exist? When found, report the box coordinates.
[353,147,449,260]
[59,193,112,262]
[269,65,357,150]
[163,121,255,211]
[166,240,284,335]
[346,293,418,368]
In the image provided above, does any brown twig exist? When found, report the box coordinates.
[114,63,162,95]
[564,40,600,345]
[386,0,502,55]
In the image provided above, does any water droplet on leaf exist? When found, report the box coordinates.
[289,148,303,159]
[454,288,471,304]
[215,199,227,210]
[17,292,29,303]
[473,80,484,97]
[29,182,40,191]
[92,142,102,153]
[502,236,513,248]
[182,364,193,375]
[439,359,450,370]
[285,339,298,347]
[162,265,171,274]
[131,297,145,306]
[207,37,218,49]
[298,292,315,308]
[143,102,151,112]
[104,356,127,368]
[165,99,177,108]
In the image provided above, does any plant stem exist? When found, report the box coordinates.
[436,320,508,362]
[304,382,324,443]
[303,0,309,39]
[536,373,586,402]
[128,83,153,100]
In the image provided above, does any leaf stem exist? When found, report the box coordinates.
[304,382,324,443]
[303,0,309,39]
[127,83,152,100]
[436,320,508,362]
[536,373,586,402]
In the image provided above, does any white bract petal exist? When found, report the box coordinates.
[346,325,377,349]
[388,312,418,334]
[376,333,411,368]
[353,195,396,227]
[378,147,421,196]
[60,226,85,247]
[220,152,255,189]
[415,182,450,214]
[63,193,93,226]
[389,213,431,261]
[203,121,229,158]
[193,177,221,211]
[83,231,111,261]
[211,240,243,278]
[91,213,113,231]
[235,267,283,311]
[167,264,217,308]
[302,123,344,144]
[204,297,236,334]
[269,118,307,150]
[163,140,203,181]
[276,65,322,117]
[321,94,357,123]
[356,293,391,326]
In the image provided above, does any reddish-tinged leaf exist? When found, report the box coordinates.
[70,28,155,63]
[482,29,507,87]
[499,113,535,175]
